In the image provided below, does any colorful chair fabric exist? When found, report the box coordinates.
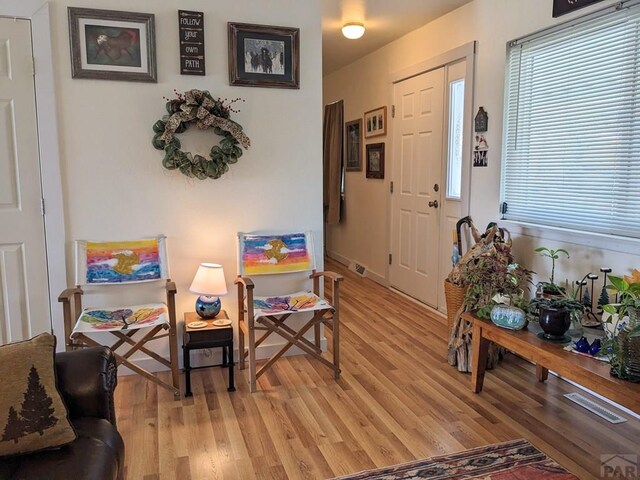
[58,236,180,399]
[235,231,343,392]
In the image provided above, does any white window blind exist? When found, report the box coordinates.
[501,2,640,239]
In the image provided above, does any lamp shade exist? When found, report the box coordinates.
[189,263,228,296]
[342,22,365,40]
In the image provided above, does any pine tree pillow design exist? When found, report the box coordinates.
[0,333,76,457]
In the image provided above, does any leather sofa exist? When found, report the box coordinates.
[0,346,125,480]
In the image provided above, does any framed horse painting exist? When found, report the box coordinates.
[228,22,300,89]
[68,7,157,82]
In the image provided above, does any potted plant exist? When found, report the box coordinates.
[602,269,640,382]
[534,247,570,296]
[461,256,532,319]
[529,295,584,341]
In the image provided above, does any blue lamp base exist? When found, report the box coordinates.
[195,295,221,319]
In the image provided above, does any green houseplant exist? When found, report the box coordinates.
[535,247,569,295]
[529,294,584,341]
[602,270,640,382]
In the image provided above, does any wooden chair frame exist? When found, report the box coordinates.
[235,270,343,393]
[58,279,181,400]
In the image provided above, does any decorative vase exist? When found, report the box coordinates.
[490,304,527,330]
[613,307,640,382]
[538,307,571,341]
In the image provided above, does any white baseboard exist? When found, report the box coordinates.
[118,337,328,376]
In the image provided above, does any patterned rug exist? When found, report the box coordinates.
[330,439,578,479]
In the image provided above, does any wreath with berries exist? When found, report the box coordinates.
[152,89,251,180]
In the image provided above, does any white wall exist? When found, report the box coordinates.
[324,0,639,296]
[45,0,323,363]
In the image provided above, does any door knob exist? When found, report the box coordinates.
[428,200,439,208]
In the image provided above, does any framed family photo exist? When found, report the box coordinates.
[364,106,387,138]
[552,0,604,17]
[345,119,363,171]
[228,22,300,89]
[366,143,385,179]
[68,7,157,82]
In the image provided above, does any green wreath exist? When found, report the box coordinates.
[152,89,251,180]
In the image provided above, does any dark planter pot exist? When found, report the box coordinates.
[539,307,571,340]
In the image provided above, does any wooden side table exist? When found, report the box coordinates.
[183,310,235,396]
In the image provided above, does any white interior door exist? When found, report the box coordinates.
[390,68,445,307]
[0,18,50,343]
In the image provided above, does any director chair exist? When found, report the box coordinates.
[235,231,344,392]
[58,235,180,400]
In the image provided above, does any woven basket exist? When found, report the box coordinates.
[444,279,467,329]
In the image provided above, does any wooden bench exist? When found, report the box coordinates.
[464,311,640,414]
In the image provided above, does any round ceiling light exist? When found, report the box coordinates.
[342,22,365,40]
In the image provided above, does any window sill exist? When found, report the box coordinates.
[500,220,640,256]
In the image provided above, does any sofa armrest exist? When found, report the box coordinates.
[55,346,118,426]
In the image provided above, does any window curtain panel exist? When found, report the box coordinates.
[323,100,343,225]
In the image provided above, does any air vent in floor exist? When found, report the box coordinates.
[354,263,366,275]
[564,393,627,424]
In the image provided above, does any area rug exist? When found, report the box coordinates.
[330,439,578,479]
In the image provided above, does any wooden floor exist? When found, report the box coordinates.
[115,258,640,480]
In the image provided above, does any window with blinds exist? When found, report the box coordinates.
[501,2,640,239]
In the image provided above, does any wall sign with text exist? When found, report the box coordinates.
[179,10,205,75]
[552,0,605,17]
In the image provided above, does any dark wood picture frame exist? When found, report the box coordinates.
[552,0,604,17]
[364,106,387,138]
[68,7,157,82]
[366,143,385,179]
[228,22,300,89]
[345,119,363,172]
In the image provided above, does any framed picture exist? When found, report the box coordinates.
[68,7,157,82]
[364,106,387,138]
[228,22,300,89]
[552,0,604,17]
[345,119,363,171]
[366,143,385,179]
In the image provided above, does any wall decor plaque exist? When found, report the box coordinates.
[179,10,205,75]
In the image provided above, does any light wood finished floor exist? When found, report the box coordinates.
[115,258,640,480]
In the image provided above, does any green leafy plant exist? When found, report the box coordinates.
[460,257,533,319]
[535,247,569,294]
[603,270,640,317]
[528,295,584,315]
[600,269,640,381]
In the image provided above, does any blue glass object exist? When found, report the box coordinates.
[574,336,590,353]
[589,338,601,356]
[195,295,221,319]
[490,305,527,330]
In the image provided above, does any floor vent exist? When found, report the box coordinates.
[564,393,627,424]
[349,262,366,276]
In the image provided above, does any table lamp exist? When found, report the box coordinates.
[189,263,228,319]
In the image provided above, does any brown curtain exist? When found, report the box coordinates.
[323,100,344,225]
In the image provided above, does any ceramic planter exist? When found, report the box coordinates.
[538,307,571,340]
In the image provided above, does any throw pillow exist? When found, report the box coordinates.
[0,333,76,457]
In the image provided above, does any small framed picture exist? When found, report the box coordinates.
[228,22,300,89]
[68,7,157,82]
[552,0,604,17]
[345,119,363,172]
[364,106,387,138]
[366,143,385,179]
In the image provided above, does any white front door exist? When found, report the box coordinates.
[390,67,445,307]
[0,18,50,343]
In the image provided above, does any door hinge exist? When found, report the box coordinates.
[40,198,45,215]
[390,181,394,194]
[391,105,395,118]
[388,253,392,265]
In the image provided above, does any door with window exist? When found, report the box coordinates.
[390,68,445,307]
[390,62,467,310]
[0,18,51,343]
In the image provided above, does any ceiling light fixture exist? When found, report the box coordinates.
[342,22,365,40]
